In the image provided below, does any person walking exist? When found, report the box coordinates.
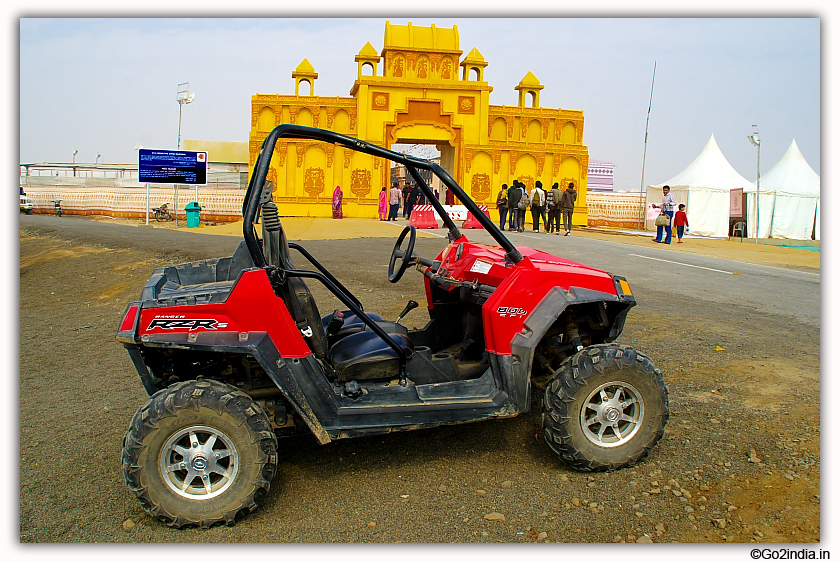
[445,187,455,206]
[674,203,689,243]
[560,181,577,236]
[516,181,530,232]
[406,183,420,219]
[652,184,677,244]
[529,181,546,232]
[496,184,509,231]
[331,185,344,219]
[544,182,555,233]
[388,182,402,221]
[539,181,549,230]
[506,181,522,231]
[505,182,516,230]
[548,182,562,234]
[378,186,388,221]
[401,183,410,218]
[514,181,526,232]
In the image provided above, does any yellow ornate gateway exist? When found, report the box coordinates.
[250,21,589,222]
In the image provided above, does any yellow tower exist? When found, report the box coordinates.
[292,59,318,96]
[250,21,589,224]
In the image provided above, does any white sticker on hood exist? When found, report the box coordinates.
[469,260,493,274]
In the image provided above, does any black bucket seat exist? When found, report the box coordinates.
[273,223,412,379]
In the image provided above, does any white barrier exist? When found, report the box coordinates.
[433,205,468,221]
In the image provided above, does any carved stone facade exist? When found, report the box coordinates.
[249,21,589,223]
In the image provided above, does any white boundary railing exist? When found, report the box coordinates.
[20,185,245,222]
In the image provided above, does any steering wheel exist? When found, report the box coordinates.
[388,225,417,283]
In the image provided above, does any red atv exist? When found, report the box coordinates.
[118,125,669,528]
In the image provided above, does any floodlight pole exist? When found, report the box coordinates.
[176,82,194,151]
[176,82,195,227]
[748,125,760,244]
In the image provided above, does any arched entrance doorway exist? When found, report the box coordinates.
[385,100,461,202]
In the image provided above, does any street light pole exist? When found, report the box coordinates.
[747,125,760,244]
[176,82,196,227]
[176,82,195,151]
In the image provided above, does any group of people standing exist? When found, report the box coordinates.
[319,182,690,245]
[376,179,580,237]
[379,182,445,221]
[496,181,578,235]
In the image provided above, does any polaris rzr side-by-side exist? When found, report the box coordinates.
[118,124,669,528]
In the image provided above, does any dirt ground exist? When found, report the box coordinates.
[19,219,820,545]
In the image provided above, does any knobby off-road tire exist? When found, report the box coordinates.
[122,379,278,528]
[542,344,669,471]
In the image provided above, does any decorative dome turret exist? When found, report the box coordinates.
[355,42,380,78]
[460,47,488,82]
[292,58,318,96]
[516,71,544,108]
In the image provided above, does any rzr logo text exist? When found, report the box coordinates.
[147,318,229,331]
[497,307,527,318]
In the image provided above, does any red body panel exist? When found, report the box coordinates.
[133,238,617,360]
[137,269,312,358]
[432,237,618,355]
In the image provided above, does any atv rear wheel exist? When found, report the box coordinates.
[122,379,278,528]
[541,344,668,471]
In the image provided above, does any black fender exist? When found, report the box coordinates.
[509,285,634,413]
[124,331,333,444]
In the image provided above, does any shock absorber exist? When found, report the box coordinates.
[565,320,585,352]
[261,201,281,266]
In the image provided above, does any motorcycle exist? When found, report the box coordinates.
[152,203,173,222]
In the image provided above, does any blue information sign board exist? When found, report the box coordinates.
[138,149,208,185]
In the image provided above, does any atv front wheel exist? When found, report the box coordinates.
[541,344,668,471]
[122,379,278,528]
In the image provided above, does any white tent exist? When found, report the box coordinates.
[745,139,820,240]
[648,134,753,237]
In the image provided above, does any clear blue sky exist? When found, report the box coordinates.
[19,17,820,190]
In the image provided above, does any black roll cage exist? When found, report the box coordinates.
[244,124,524,379]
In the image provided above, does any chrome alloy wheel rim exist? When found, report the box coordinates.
[159,425,240,500]
[580,381,645,447]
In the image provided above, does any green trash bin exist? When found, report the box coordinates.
[185,201,201,228]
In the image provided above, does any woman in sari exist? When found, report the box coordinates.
[378,187,388,220]
[332,185,343,219]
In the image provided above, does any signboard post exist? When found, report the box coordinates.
[730,188,745,240]
[138,149,207,227]
[730,188,743,217]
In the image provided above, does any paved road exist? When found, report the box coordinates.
[20,214,820,326]
[450,227,820,326]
